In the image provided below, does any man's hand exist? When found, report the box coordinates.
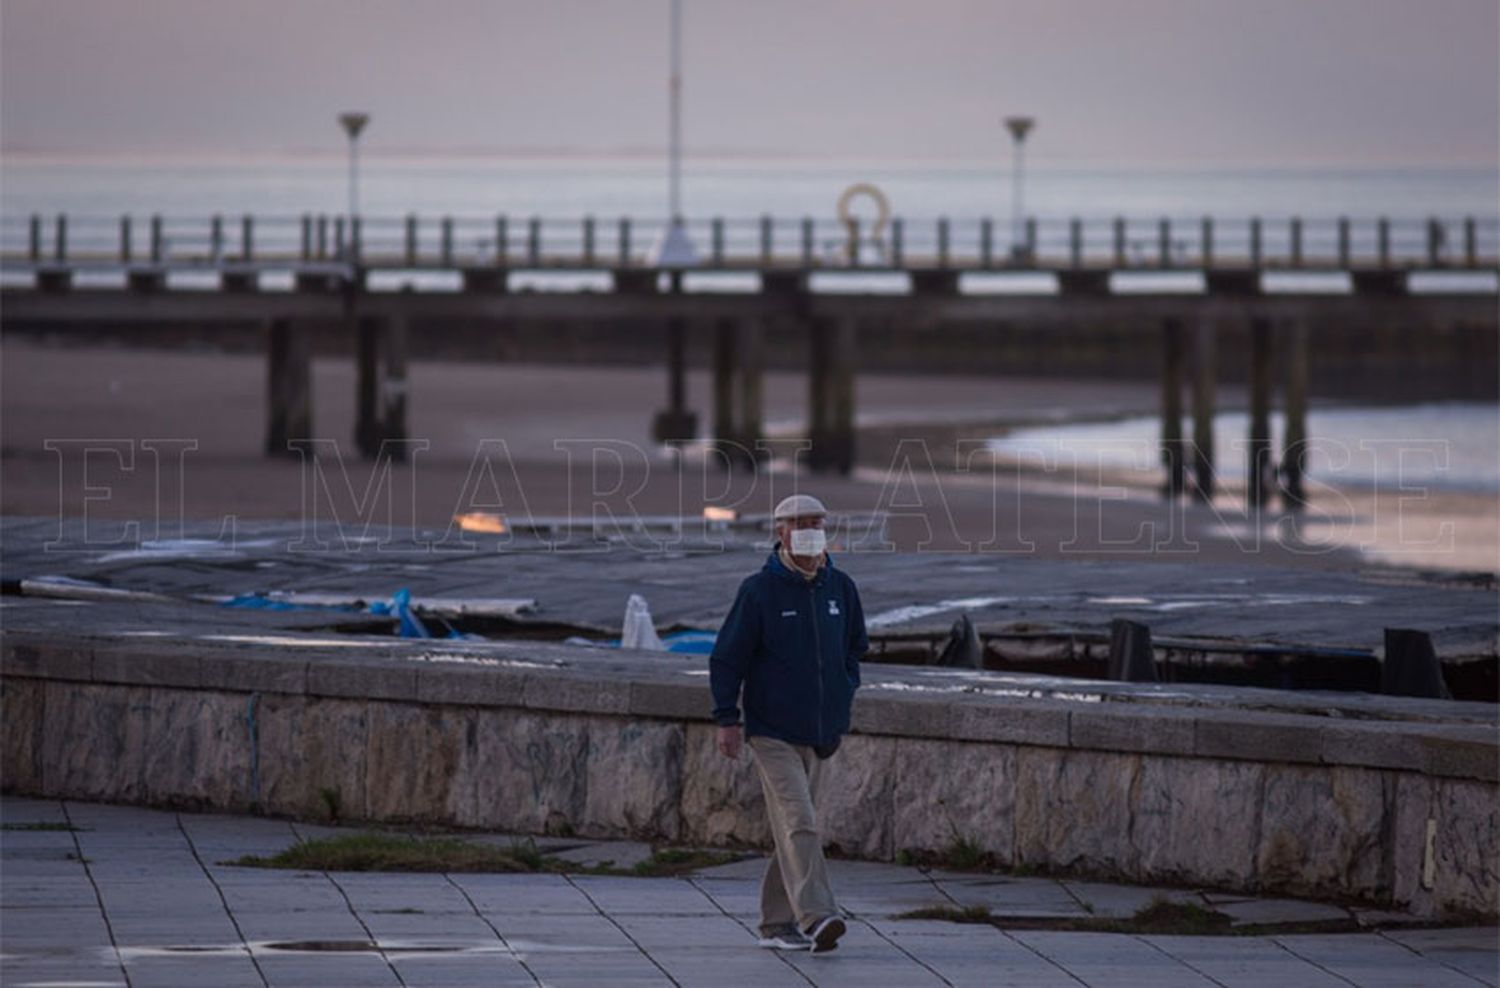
[716,724,743,760]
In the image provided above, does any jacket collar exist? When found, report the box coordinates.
[765,547,833,587]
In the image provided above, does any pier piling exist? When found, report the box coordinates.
[1160,317,1186,498]
[1281,318,1310,511]
[265,317,311,457]
[1248,316,1273,511]
[1191,315,1217,501]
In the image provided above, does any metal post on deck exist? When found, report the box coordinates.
[1158,218,1171,267]
[1337,217,1350,268]
[1191,314,1217,501]
[618,218,631,266]
[1464,217,1477,268]
[405,215,418,265]
[937,218,950,267]
[350,217,362,263]
[583,216,596,266]
[891,218,903,267]
[151,215,164,263]
[1426,218,1442,267]
[711,217,724,267]
[801,217,814,267]
[333,216,346,260]
[300,215,312,261]
[1069,218,1083,268]
[266,317,312,457]
[759,215,773,267]
[54,215,67,262]
[242,215,254,262]
[1113,217,1126,267]
[211,215,223,262]
[1247,316,1273,511]
[1249,218,1262,270]
[1377,218,1390,268]
[1024,217,1037,262]
[28,214,41,262]
[1161,317,1186,499]
[1201,217,1213,268]
[440,217,454,266]
[1290,218,1302,268]
[497,216,509,266]
[1281,319,1309,511]
[528,217,541,265]
[120,216,132,262]
[980,218,994,268]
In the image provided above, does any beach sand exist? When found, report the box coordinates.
[3,339,1492,574]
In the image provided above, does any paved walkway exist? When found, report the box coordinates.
[2,797,1495,988]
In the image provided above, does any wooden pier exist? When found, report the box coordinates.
[3,211,1496,508]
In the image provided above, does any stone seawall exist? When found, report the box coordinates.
[2,631,1496,919]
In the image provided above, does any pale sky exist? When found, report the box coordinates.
[2,0,1497,167]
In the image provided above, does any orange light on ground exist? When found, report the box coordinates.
[703,507,737,522]
[454,512,506,534]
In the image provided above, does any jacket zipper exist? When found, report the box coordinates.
[810,582,823,745]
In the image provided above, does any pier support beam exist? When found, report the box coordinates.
[1160,317,1186,499]
[355,315,410,460]
[1281,318,1309,511]
[265,317,311,457]
[652,272,697,445]
[738,318,766,463]
[808,316,856,474]
[1247,316,1273,511]
[711,317,737,456]
[1190,315,1217,501]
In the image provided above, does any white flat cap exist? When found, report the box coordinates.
[773,494,828,521]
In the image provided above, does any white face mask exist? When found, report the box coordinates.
[789,527,826,557]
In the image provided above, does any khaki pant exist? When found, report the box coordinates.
[747,735,838,935]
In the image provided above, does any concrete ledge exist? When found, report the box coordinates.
[3,629,1497,918]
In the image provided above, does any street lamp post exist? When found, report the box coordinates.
[1004,115,1034,262]
[652,0,696,267]
[338,112,370,258]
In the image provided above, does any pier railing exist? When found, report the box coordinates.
[2,213,1496,272]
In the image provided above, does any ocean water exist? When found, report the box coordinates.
[2,154,1496,222]
[988,403,1500,494]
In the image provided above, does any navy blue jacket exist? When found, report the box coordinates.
[709,550,868,748]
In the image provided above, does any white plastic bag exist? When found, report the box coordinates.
[621,593,666,651]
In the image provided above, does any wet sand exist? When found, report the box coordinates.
[2,339,1491,573]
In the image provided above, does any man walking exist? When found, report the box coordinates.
[709,494,868,954]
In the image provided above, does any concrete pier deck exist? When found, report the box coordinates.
[3,795,1495,988]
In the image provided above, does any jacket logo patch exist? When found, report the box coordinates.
[780,609,797,617]
[828,600,840,616]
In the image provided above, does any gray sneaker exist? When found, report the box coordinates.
[757,925,810,950]
[807,915,846,954]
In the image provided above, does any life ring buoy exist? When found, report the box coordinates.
[836,183,891,264]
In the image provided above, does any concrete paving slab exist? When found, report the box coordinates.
[120,954,266,988]
[0,796,71,823]
[1143,935,1358,988]
[613,912,759,948]
[1275,933,1488,988]
[492,910,637,948]
[1381,928,1500,986]
[690,855,773,880]
[569,875,721,915]
[648,946,810,987]
[883,928,1085,988]
[937,876,1090,918]
[1218,896,1353,926]
[1012,930,1221,987]
[547,838,657,870]
[1059,879,1202,918]
[0,959,129,988]
[389,952,538,987]
[256,951,402,988]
